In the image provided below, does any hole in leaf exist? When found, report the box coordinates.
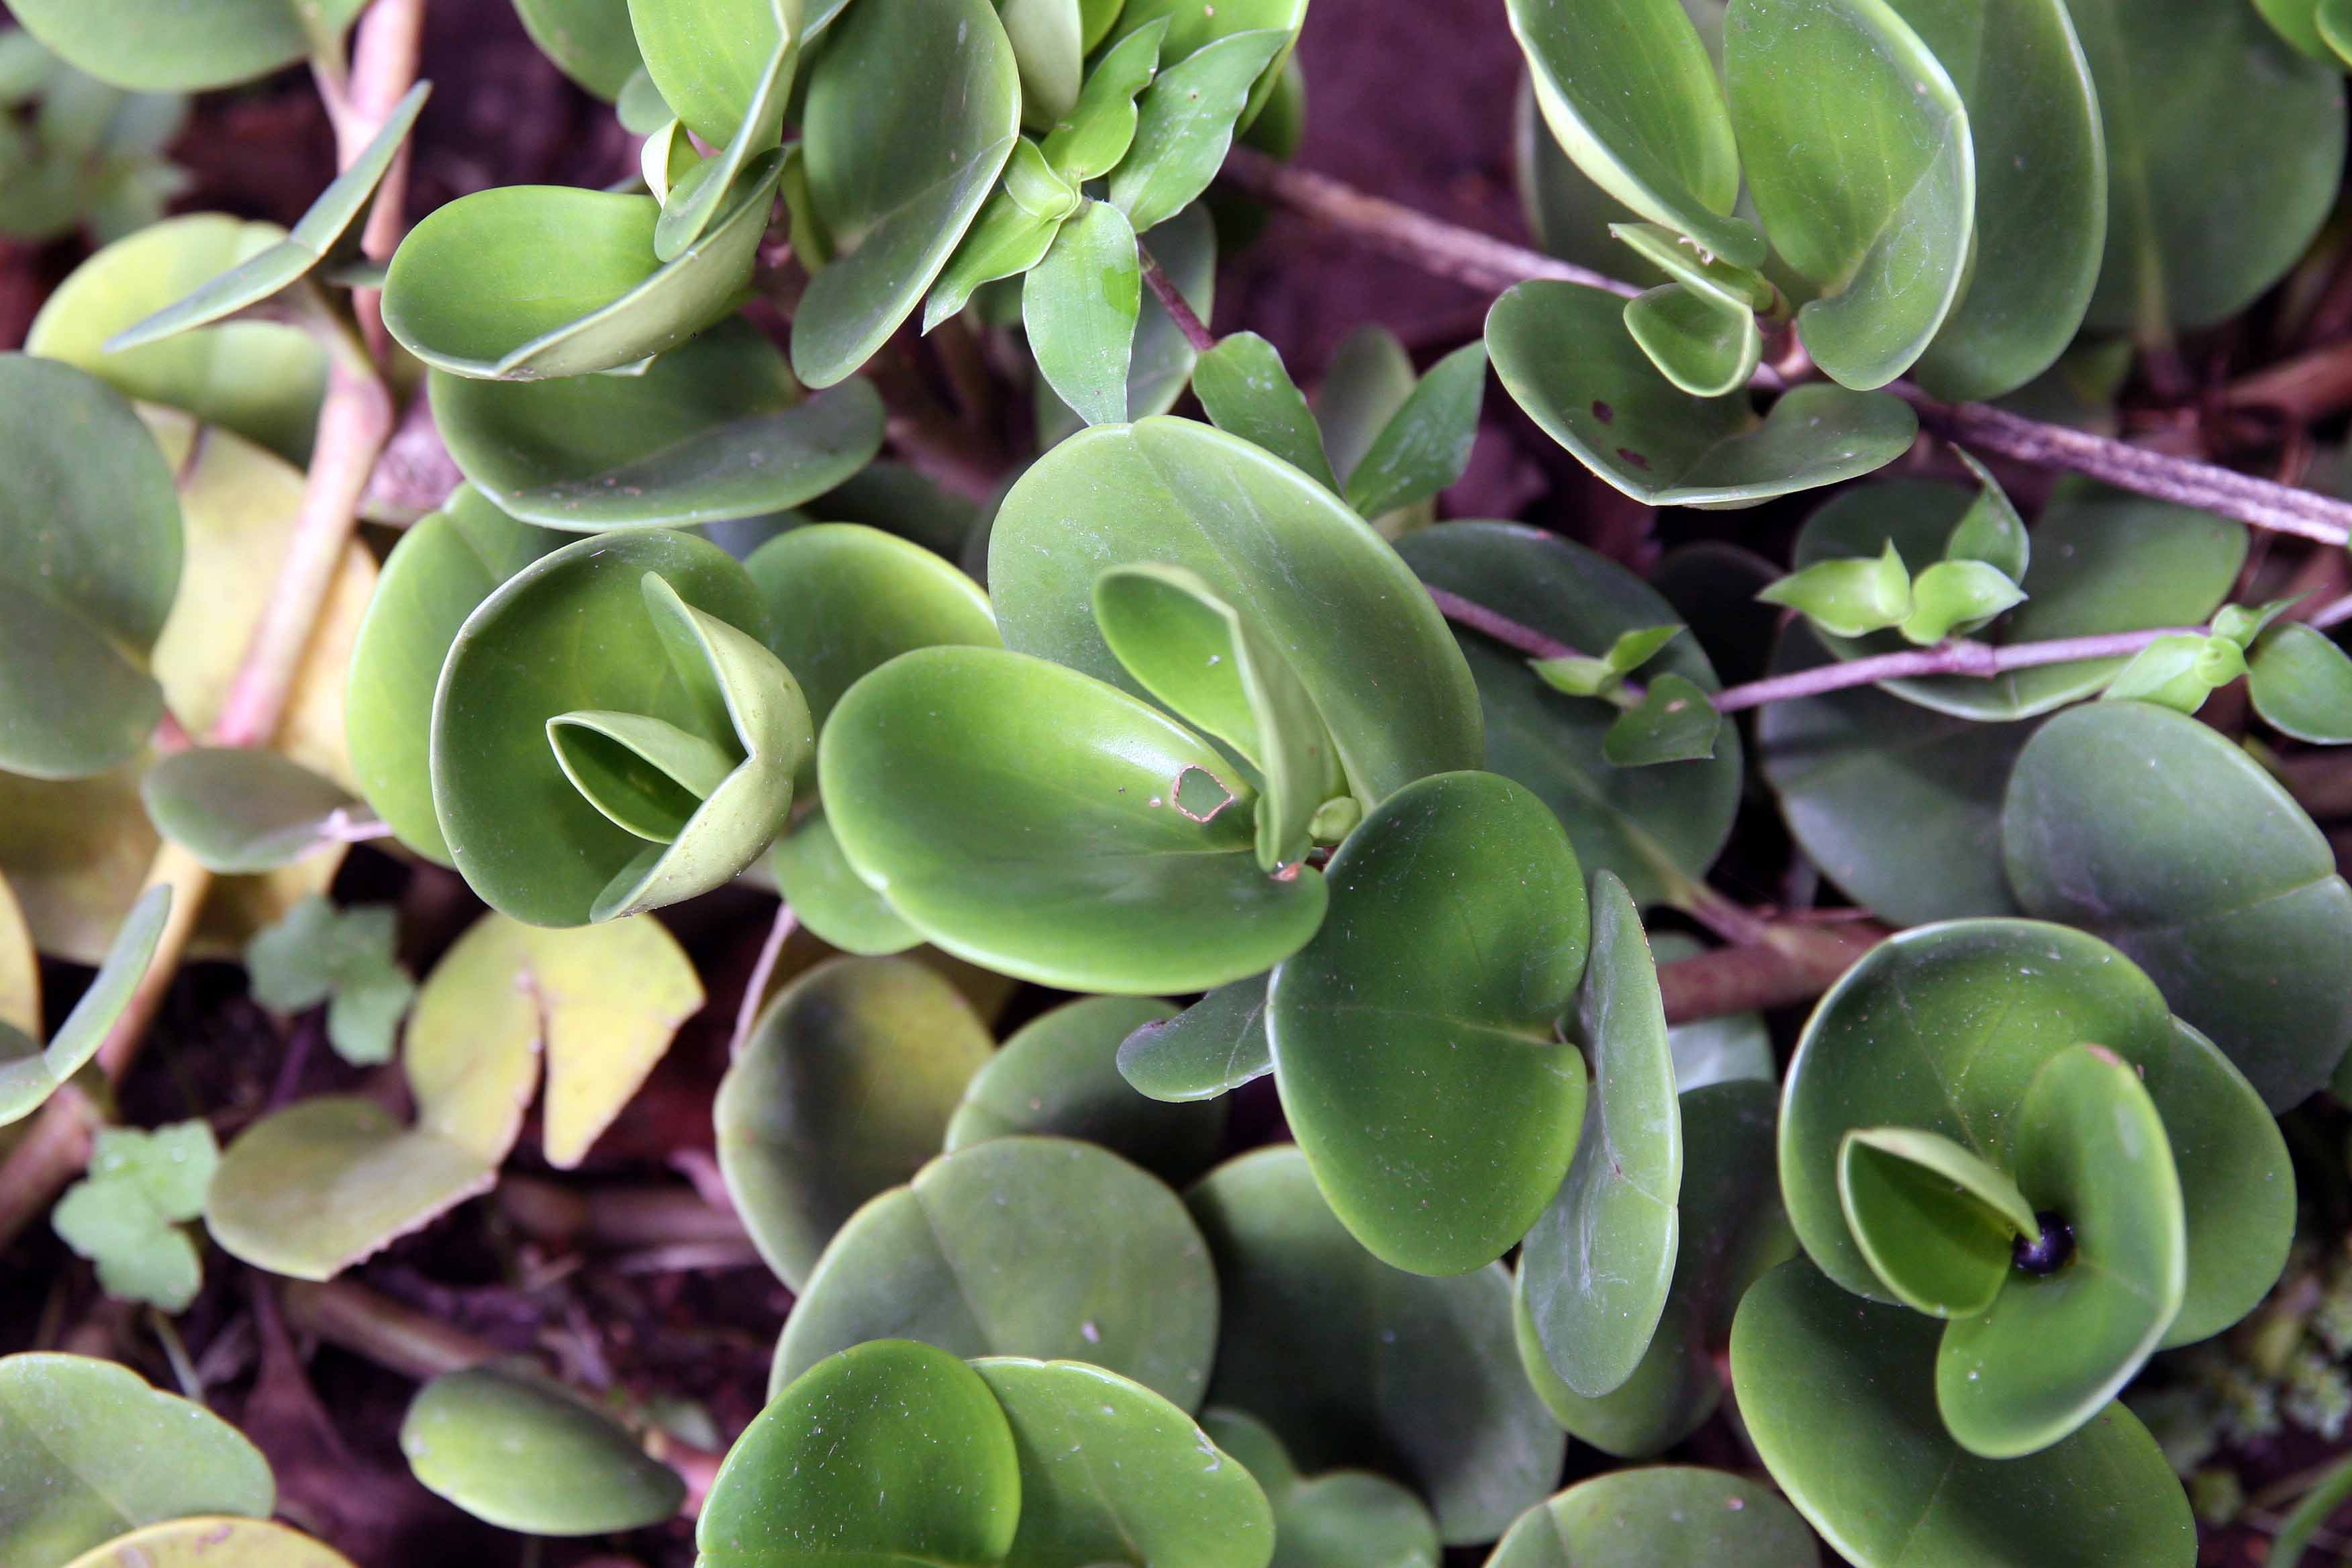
[1170,766,1236,823]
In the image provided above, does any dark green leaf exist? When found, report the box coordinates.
[1193,331,1340,491]
[1116,977,1273,1103]
[1603,674,1721,766]
[1342,342,1487,519]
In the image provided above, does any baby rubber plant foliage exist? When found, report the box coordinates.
[14,0,2352,1565]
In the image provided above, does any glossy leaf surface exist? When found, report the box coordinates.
[1116,977,1273,1103]
[1025,199,1140,426]
[767,810,922,954]
[401,1365,683,1534]
[1483,1467,1818,1568]
[627,0,781,145]
[648,1,794,263]
[716,956,995,1290]
[1110,30,1289,234]
[1194,331,1340,492]
[140,748,364,874]
[1623,282,1760,397]
[1838,1128,2026,1318]
[9,0,366,90]
[516,0,644,100]
[1342,342,1488,520]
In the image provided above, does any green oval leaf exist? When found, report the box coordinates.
[1116,977,1273,1103]
[1025,198,1141,426]
[141,748,366,874]
[627,0,783,145]
[1044,21,1170,183]
[1487,281,1917,506]
[1187,1146,1565,1545]
[516,0,645,101]
[60,1518,357,1568]
[768,807,923,954]
[1194,331,1340,492]
[1109,30,1289,233]
[1042,200,1218,438]
[1484,1467,1818,1568]
[1270,772,1589,1276]
[649,4,795,262]
[2249,622,2352,743]
[1107,0,1304,123]
[776,1136,1220,1409]
[1731,1260,2194,1568]
[2002,699,2352,1108]
[9,0,365,90]
[1198,1409,1441,1568]
[701,1340,1021,1568]
[401,1365,683,1534]
[716,955,995,1290]
[1342,341,1489,520]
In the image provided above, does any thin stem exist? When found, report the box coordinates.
[1219,146,2352,545]
[1424,585,1576,660]
[730,901,797,1059]
[1705,627,2201,714]
[1140,244,1216,354]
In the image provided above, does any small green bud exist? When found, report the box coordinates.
[1756,540,1911,638]
[1900,559,2026,645]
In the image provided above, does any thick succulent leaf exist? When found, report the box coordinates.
[2004,699,2352,1108]
[384,156,781,380]
[60,1518,358,1568]
[1610,220,1776,311]
[701,1340,1020,1568]
[2250,622,2352,742]
[1106,0,1304,124]
[1484,1468,1818,1568]
[1514,1079,1791,1458]
[1094,563,1338,870]
[775,1136,1220,1409]
[1001,0,1085,126]
[1520,871,1679,1396]
[767,810,922,954]
[346,485,558,867]
[26,213,325,465]
[2068,0,2343,335]
[1024,198,1141,426]
[0,885,170,1127]
[1398,523,1739,908]
[1116,977,1273,1102]
[1199,1408,1442,1568]
[991,416,1481,804]
[946,995,1226,1183]
[2254,0,2337,58]
[105,84,430,351]
[1889,0,2105,399]
[141,748,365,873]
[1731,1261,2194,1568]
[1623,283,1759,398]
[1342,342,1488,520]
[1042,20,1167,181]
[1187,1146,1565,1545]
[716,956,994,1290]
[1794,476,2246,720]
[1193,331,1340,491]
[1487,281,1916,506]
[1110,30,1289,234]
[0,355,179,779]
[401,1365,683,1534]
[792,0,1020,386]
[1934,1044,2185,1459]
[1271,772,1589,1276]
[431,321,883,530]
[1725,0,1973,390]
[516,0,644,100]
[1757,627,2028,926]
[820,646,1327,992]
[626,0,784,145]
[432,530,805,926]
[924,185,1067,332]
[1507,0,1759,267]
[650,1,795,262]
[973,1359,1276,1568]
[0,1353,273,1565]
[1837,1128,2026,1319]
[8,0,366,90]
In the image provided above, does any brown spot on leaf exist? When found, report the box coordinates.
[1616,447,1650,470]
[1591,400,1614,424]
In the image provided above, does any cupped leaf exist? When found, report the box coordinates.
[0,885,170,1127]
[650,1,795,262]
[430,322,883,530]
[0,354,180,779]
[776,1136,1220,1408]
[1025,198,1141,426]
[701,1340,1020,1568]
[2149,1018,2294,1346]
[60,1518,358,1568]
[105,84,430,352]
[1484,1467,1819,1568]
[433,530,806,926]
[1188,1146,1565,1545]
[26,213,326,464]
[1792,476,2246,720]
[1624,283,1760,398]
[820,645,1328,993]
[768,809,922,954]
[1270,772,1589,1276]
[1726,0,1973,389]
[1199,1409,1441,1568]
[2250,622,2352,742]
[516,0,645,100]
[1398,522,1739,908]
[1116,977,1273,1103]
[2069,0,2343,335]
[0,1353,273,1566]
[991,416,1481,804]
[1891,0,2105,399]
[1507,0,1759,267]
[627,0,783,145]
[1487,281,1917,506]
[792,0,1020,385]
[1732,1261,2192,1567]
[384,155,781,380]
[2003,699,2352,1109]
[1520,871,1679,1397]
[946,995,1226,1183]
[1194,332,1340,492]
[1837,1130,2021,1319]
[346,485,557,867]
[1342,342,1489,520]
[1110,30,1290,233]
[401,1365,683,1534]
[973,1359,1276,1568]
[716,955,995,1290]
[1514,1078,1791,1458]
[1094,562,1338,871]
[141,748,366,874]
[8,0,366,90]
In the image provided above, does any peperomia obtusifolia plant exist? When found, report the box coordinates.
[13,0,2352,1563]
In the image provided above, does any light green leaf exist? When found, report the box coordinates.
[515,0,645,101]
[1041,19,1166,181]
[242,895,415,1065]
[141,748,367,875]
[1001,0,1085,126]
[1199,1409,1440,1568]
[60,1517,358,1567]
[54,1120,217,1312]
[1484,1467,1819,1568]
[768,810,922,955]
[650,1,793,262]
[1602,673,1721,766]
[9,0,366,89]
[0,885,170,1127]
[1901,559,2025,646]
[1836,1128,2028,1320]
[1024,198,1141,426]
[1759,541,1910,640]
[401,1365,684,1535]
[626,0,784,145]
[1622,282,1760,398]
[2099,632,2242,714]
[1110,29,1289,234]
[1193,331,1340,492]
